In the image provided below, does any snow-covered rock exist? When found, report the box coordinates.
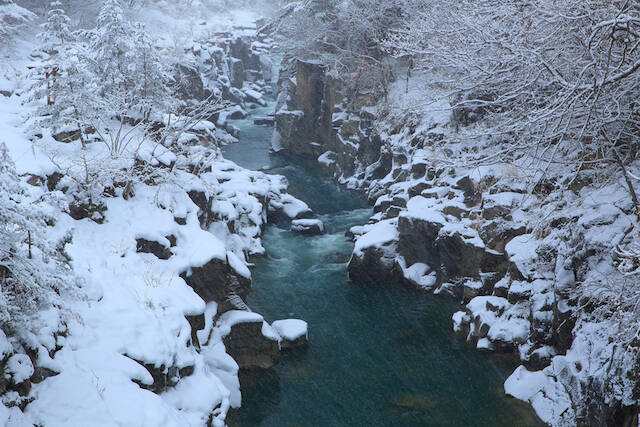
[291,218,324,235]
[215,311,280,369]
[271,319,308,349]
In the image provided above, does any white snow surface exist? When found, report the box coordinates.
[271,319,308,341]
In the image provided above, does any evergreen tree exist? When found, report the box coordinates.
[0,144,75,340]
[41,0,72,54]
[88,0,173,124]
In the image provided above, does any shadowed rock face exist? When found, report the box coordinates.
[180,257,251,314]
[230,37,261,71]
[223,321,280,370]
[347,245,403,286]
[396,212,509,287]
[136,237,172,260]
[129,356,195,394]
[174,63,205,101]
[274,60,337,157]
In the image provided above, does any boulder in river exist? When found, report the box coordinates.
[218,311,280,370]
[271,319,308,349]
[291,219,324,235]
[226,106,248,120]
[244,88,267,106]
[254,116,275,126]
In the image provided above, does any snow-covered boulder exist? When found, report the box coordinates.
[454,295,530,352]
[398,196,509,286]
[268,194,312,222]
[291,219,324,235]
[216,311,280,370]
[244,89,266,106]
[347,219,403,285]
[224,105,247,120]
[271,319,308,349]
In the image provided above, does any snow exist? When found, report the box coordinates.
[318,150,337,167]
[216,310,264,336]
[399,261,437,290]
[452,311,469,333]
[271,319,308,341]
[505,366,574,425]
[4,354,34,384]
[353,219,398,256]
[270,193,312,220]
[226,250,251,279]
[0,83,55,176]
[404,196,447,223]
[244,89,264,103]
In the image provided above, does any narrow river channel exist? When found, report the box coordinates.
[222,95,541,426]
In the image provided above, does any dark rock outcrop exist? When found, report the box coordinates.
[348,245,403,286]
[222,319,279,370]
[274,60,336,156]
[180,257,251,313]
[253,116,274,126]
[136,237,172,260]
[174,64,205,101]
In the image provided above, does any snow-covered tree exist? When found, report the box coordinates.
[385,0,640,173]
[272,0,416,99]
[0,144,77,342]
[40,0,72,54]
[33,0,175,155]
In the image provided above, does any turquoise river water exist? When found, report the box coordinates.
[222,102,541,427]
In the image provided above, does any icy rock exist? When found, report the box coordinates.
[268,194,312,222]
[128,356,195,394]
[228,58,244,89]
[259,55,273,82]
[174,64,205,101]
[507,280,531,303]
[245,69,263,83]
[291,219,324,235]
[318,151,337,167]
[271,319,308,349]
[397,196,508,283]
[462,280,484,302]
[135,236,173,260]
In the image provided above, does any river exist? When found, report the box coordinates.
[221,96,541,426]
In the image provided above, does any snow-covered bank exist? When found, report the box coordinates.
[0,1,312,425]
